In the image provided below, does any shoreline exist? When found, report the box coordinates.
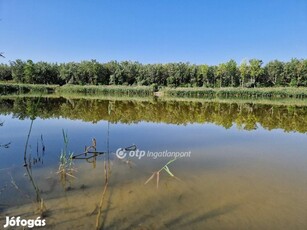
[1,82,307,101]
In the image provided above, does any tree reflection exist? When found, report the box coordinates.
[0,97,307,133]
[0,120,11,149]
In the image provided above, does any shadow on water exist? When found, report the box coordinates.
[105,194,239,230]
[179,204,239,228]
[97,187,114,230]
[152,204,239,229]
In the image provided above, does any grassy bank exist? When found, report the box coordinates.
[0,82,58,94]
[0,82,154,96]
[56,85,154,96]
[1,82,307,99]
[162,87,307,99]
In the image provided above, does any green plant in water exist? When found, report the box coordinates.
[145,158,180,189]
[57,129,76,188]
[23,95,47,217]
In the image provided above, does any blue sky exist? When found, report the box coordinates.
[0,0,306,65]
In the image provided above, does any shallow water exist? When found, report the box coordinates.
[0,96,307,229]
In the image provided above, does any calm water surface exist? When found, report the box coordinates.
[0,96,307,229]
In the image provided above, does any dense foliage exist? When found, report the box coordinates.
[1,59,307,88]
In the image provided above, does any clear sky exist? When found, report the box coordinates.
[0,0,306,65]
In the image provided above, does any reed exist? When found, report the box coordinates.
[0,82,58,94]
[163,87,307,99]
[22,95,48,217]
[56,85,154,96]
[145,158,180,189]
[57,129,76,189]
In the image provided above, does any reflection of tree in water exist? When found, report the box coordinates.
[0,97,307,133]
[0,120,11,149]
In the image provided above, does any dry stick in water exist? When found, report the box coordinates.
[95,152,110,229]
[96,105,112,229]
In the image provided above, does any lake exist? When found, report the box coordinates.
[0,96,307,229]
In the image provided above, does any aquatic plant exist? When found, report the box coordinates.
[163,87,307,99]
[56,85,154,97]
[57,129,76,188]
[23,95,47,217]
[0,82,57,95]
[145,158,180,189]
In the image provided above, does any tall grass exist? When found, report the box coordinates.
[0,82,155,96]
[0,82,58,94]
[163,87,307,99]
[57,129,76,189]
[56,85,154,96]
[2,81,307,99]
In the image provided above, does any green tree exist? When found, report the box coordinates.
[299,60,307,86]
[265,60,284,86]
[34,62,60,84]
[166,63,179,87]
[216,63,227,87]
[296,59,307,87]
[2,58,307,88]
[283,59,300,86]
[105,61,120,85]
[10,59,25,83]
[225,59,239,87]
[198,64,209,87]
[121,61,140,85]
[59,62,79,84]
[24,60,35,83]
[0,64,12,81]
[249,59,264,87]
[189,65,199,87]
[207,66,217,87]
[239,60,250,87]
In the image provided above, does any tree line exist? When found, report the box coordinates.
[0,59,307,88]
